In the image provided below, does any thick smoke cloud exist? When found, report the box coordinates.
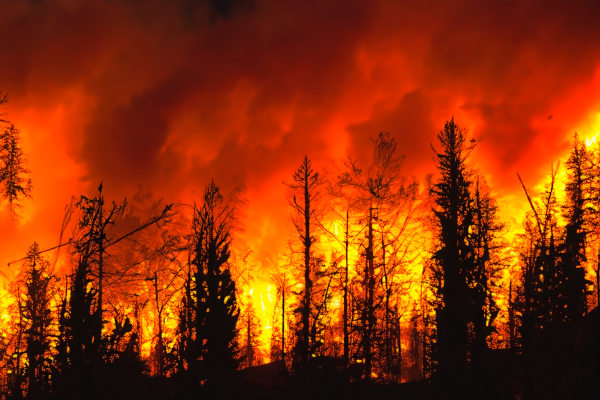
[1,0,600,267]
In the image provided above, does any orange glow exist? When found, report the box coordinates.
[1,0,600,382]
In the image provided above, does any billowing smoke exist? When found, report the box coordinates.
[1,0,600,267]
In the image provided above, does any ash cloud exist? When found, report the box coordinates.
[1,0,600,262]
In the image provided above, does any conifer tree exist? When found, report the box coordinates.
[430,119,502,387]
[18,243,54,398]
[286,156,322,370]
[558,135,592,321]
[178,180,239,385]
[0,93,32,216]
[430,119,474,384]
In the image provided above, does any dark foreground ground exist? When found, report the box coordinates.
[54,308,598,399]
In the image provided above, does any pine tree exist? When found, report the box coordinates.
[54,183,126,397]
[0,124,32,215]
[466,178,502,365]
[558,135,592,321]
[430,119,474,385]
[18,243,54,398]
[178,180,239,385]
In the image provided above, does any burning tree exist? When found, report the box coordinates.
[429,119,502,389]
[177,180,239,385]
[517,135,593,347]
[285,156,324,371]
[516,167,561,349]
[338,132,418,380]
[0,93,32,216]
[558,134,593,321]
[54,183,127,396]
[237,257,265,368]
[19,244,55,398]
[5,243,56,399]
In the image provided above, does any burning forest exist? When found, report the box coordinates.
[0,0,600,399]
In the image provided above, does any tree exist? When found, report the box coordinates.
[430,119,501,387]
[0,123,32,216]
[285,156,323,370]
[18,243,55,398]
[466,178,502,365]
[558,134,592,321]
[178,180,239,385]
[339,132,417,380]
[516,169,560,350]
[237,259,265,368]
[53,183,149,398]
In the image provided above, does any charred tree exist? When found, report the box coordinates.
[558,135,592,321]
[18,243,54,398]
[430,119,473,386]
[339,132,415,380]
[0,95,32,216]
[430,119,501,388]
[286,156,322,371]
[0,124,32,216]
[178,180,239,386]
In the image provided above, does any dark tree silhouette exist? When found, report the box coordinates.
[516,168,560,349]
[558,134,592,321]
[237,261,265,368]
[0,93,32,216]
[18,243,54,399]
[430,119,473,385]
[286,156,323,371]
[430,119,501,388]
[54,183,127,397]
[466,178,502,366]
[6,243,55,399]
[338,132,416,380]
[178,180,239,386]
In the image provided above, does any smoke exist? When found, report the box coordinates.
[1,0,600,266]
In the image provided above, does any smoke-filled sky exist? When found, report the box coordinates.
[1,0,600,271]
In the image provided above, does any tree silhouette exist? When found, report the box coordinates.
[0,124,32,216]
[430,119,502,388]
[54,183,127,397]
[558,134,592,321]
[339,133,417,380]
[178,180,239,386]
[516,168,561,349]
[285,156,323,371]
[466,178,502,367]
[430,119,473,378]
[18,243,55,399]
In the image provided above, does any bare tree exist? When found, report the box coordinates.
[285,156,324,370]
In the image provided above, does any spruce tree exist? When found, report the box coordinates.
[430,119,502,388]
[179,180,239,385]
[430,119,474,384]
[558,135,592,321]
[21,244,54,398]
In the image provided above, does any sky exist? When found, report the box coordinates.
[1,0,600,275]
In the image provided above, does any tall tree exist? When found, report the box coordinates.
[54,183,126,397]
[18,243,55,398]
[339,132,415,380]
[286,156,323,370]
[558,134,592,321]
[178,180,239,385]
[466,178,502,365]
[516,167,561,349]
[430,118,502,387]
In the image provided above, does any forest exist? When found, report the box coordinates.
[0,90,598,399]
